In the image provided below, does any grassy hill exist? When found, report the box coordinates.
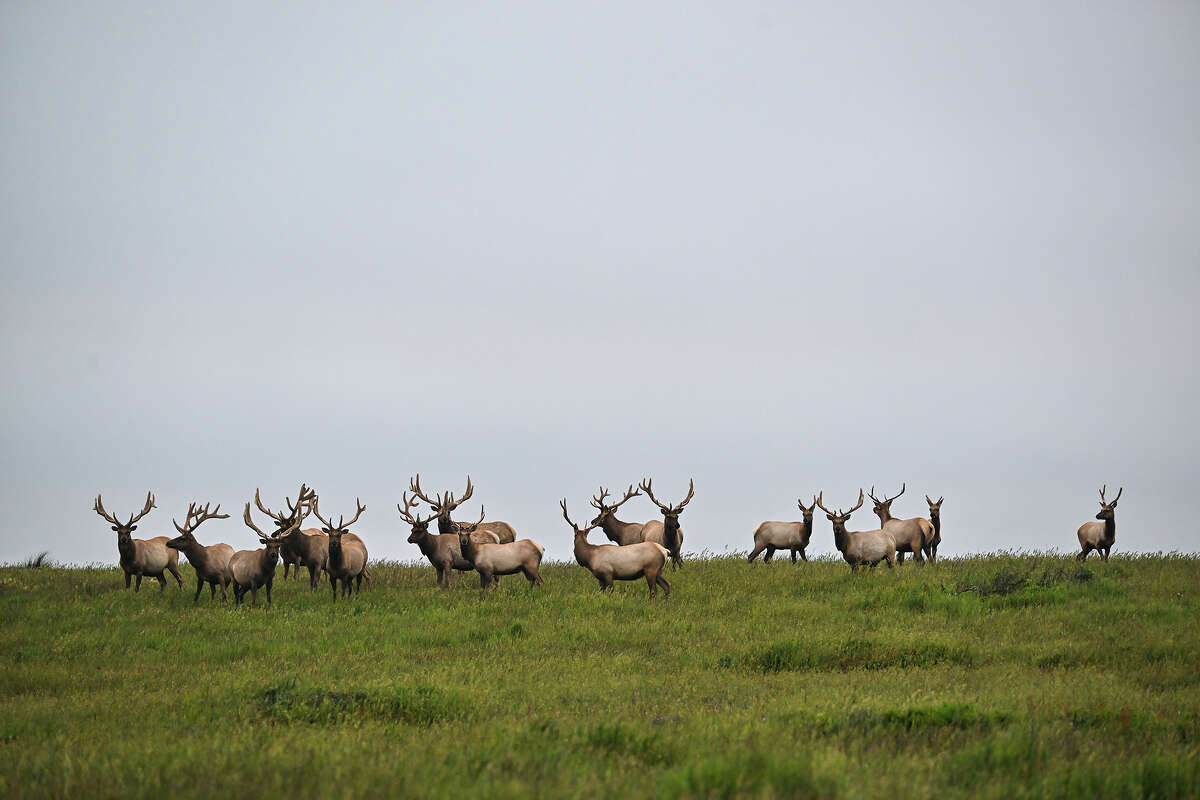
[1,553,1197,799]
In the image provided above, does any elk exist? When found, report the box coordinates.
[235,502,299,606]
[924,495,943,562]
[166,501,233,602]
[562,499,670,599]
[817,490,897,572]
[399,492,500,588]
[253,486,327,588]
[639,477,693,568]
[1077,485,1122,561]
[455,506,545,591]
[408,474,516,543]
[93,492,183,591]
[588,484,650,545]
[868,484,927,565]
[250,483,317,579]
[748,496,817,564]
[311,498,369,599]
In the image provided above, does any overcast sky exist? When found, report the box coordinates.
[2,1,1197,565]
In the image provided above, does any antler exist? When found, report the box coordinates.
[286,484,316,520]
[408,474,442,510]
[926,494,944,506]
[639,478,693,513]
[454,505,486,532]
[815,491,834,516]
[798,495,817,513]
[675,478,695,511]
[869,483,905,505]
[253,488,287,523]
[173,501,230,534]
[95,491,156,527]
[243,502,270,538]
[445,475,474,510]
[560,498,579,531]
[312,498,366,531]
[639,478,669,512]
[846,490,865,515]
[816,490,863,517]
[1100,485,1123,505]
[591,484,640,511]
[397,491,435,526]
[93,494,120,525]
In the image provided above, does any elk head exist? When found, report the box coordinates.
[639,478,694,529]
[408,474,474,532]
[560,499,600,540]
[816,490,865,537]
[797,495,818,526]
[253,484,315,537]
[242,502,297,556]
[868,484,905,523]
[589,484,641,527]
[311,498,366,557]
[1096,485,1122,521]
[94,492,156,551]
[925,494,943,522]
[454,506,487,550]
[397,491,437,544]
[167,501,230,550]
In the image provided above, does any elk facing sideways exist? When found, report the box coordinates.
[562,499,670,599]
[312,498,369,599]
[639,478,693,569]
[924,495,943,561]
[235,503,300,606]
[817,490,897,572]
[253,487,327,589]
[1078,485,1122,561]
[868,484,928,565]
[589,484,650,545]
[409,474,516,543]
[166,502,233,602]
[456,506,545,591]
[93,492,183,591]
[399,492,500,588]
[748,496,817,564]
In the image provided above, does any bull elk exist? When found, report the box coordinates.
[408,474,516,543]
[455,506,545,591]
[817,490,897,572]
[868,484,929,565]
[236,502,299,606]
[166,501,233,602]
[748,496,817,564]
[588,484,650,545]
[561,499,670,599]
[311,498,369,599]
[253,486,326,589]
[399,492,500,588]
[1077,485,1122,561]
[93,492,183,591]
[639,477,693,569]
[924,495,943,561]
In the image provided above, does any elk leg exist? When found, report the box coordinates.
[646,572,656,599]
[220,579,229,601]
[435,566,445,587]
[355,574,363,595]
[193,576,203,603]
[747,544,763,563]
[124,572,132,589]
[330,574,337,600]
[251,587,259,607]
[763,546,775,563]
[897,550,906,565]
[135,574,143,591]
[790,548,798,564]
[657,574,671,599]
[1077,545,1091,562]
[799,548,808,562]
[168,563,183,587]
[157,572,168,590]
[209,581,216,600]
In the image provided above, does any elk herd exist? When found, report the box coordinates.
[90,479,1124,604]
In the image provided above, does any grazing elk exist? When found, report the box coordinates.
[93,492,183,591]
[235,502,299,607]
[399,492,500,588]
[748,496,817,564]
[1077,485,1122,561]
[924,495,943,562]
[456,506,545,591]
[253,487,327,589]
[639,478,693,569]
[868,484,927,565]
[408,474,516,543]
[311,498,369,599]
[562,499,670,599]
[817,490,897,572]
[589,484,651,545]
[166,502,233,602]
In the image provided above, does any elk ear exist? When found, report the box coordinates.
[129,525,137,531]
[111,525,119,531]
[826,513,835,520]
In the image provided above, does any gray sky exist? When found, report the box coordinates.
[2,1,1198,565]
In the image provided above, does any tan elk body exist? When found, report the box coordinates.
[924,495,943,561]
[94,492,183,591]
[1077,485,1121,561]
[234,503,301,606]
[563,499,670,599]
[589,485,653,545]
[165,502,233,602]
[399,492,500,587]
[748,496,817,563]
[253,487,331,590]
[869,485,927,565]
[456,509,545,591]
[639,478,693,569]
[818,491,897,571]
[312,499,369,599]
[409,475,517,543]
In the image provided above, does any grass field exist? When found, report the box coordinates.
[1,552,1197,799]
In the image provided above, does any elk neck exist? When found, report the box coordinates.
[573,532,597,567]
[831,523,849,555]
[931,514,941,537]
[116,536,137,566]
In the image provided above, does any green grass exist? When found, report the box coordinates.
[1,553,1197,798]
